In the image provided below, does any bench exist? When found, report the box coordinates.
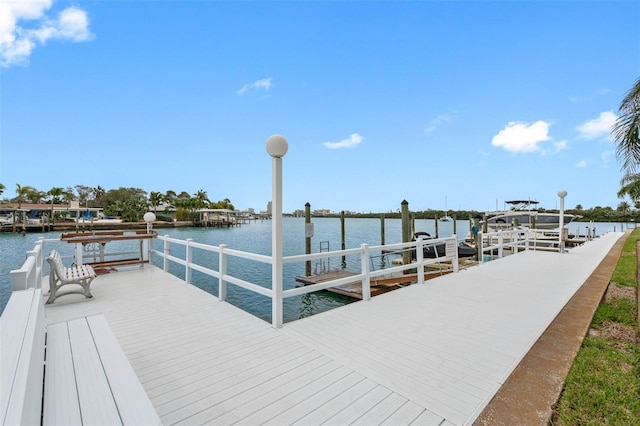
[1,289,161,425]
[46,249,97,304]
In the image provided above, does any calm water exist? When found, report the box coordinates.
[0,218,627,321]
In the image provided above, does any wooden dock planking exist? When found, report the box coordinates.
[295,269,454,299]
[39,231,624,425]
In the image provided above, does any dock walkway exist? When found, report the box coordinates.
[43,231,624,425]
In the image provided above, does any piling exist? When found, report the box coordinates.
[340,211,346,267]
[453,214,457,235]
[401,200,411,265]
[305,202,311,276]
[380,214,385,245]
[434,214,439,238]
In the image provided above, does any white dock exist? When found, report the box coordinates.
[42,231,624,425]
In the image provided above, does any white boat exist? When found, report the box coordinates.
[0,213,14,226]
[440,196,453,221]
[484,200,576,230]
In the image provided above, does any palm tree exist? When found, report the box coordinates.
[194,190,210,208]
[48,187,65,225]
[617,172,640,203]
[613,77,640,174]
[15,183,35,209]
[0,183,5,197]
[617,201,630,214]
[164,190,177,204]
[149,191,164,213]
[93,186,106,207]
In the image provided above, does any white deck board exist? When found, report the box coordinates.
[41,231,623,425]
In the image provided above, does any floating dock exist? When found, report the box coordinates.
[294,269,455,299]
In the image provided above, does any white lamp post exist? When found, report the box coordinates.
[143,212,156,263]
[266,134,288,328]
[143,212,156,234]
[557,190,567,253]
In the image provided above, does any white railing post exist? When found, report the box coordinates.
[26,250,39,289]
[142,238,150,262]
[498,231,504,258]
[416,239,425,284]
[35,238,44,289]
[360,244,371,300]
[525,229,530,251]
[219,244,227,301]
[478,232,484,264]
[163,236,170,272]
[75,242,83,266]
[512,230,518,254]
[185,239,193,284]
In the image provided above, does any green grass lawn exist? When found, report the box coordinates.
[552,229,640,425]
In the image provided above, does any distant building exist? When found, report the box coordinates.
[312,209,331,216]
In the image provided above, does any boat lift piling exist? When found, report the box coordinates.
[401,200,411,265]
[305,202,311,276]
[340,211,346,268]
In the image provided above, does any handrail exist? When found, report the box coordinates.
[153,234,460,326]
[11,233,462,328]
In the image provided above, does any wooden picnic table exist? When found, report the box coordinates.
[61,230,156,268]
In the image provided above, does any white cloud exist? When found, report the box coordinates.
[237,78,273,95]
[491,120,551,153]
[576,160,588,167]
[323,133,363,149]
[0,0,92,67]
[576,111,617,140]
[425,114,453,133]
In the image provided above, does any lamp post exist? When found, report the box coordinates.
[557,190,567,253]
[143,212,156,234]
[143,212,156,263]
[266,134,288,328]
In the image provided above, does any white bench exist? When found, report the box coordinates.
[1,289,161,426]
[46,250,96,304]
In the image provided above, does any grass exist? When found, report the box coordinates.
[551,228,640,425]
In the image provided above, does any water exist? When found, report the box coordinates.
[0,218,628,320]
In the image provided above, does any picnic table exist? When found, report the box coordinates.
[61,230,156,268]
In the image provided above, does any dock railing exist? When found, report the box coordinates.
[10,231,548,328]
[477,227,579,261]
[152,234,459,327]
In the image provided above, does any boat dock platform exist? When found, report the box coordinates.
[40,231,624,425]
[294,269,456,299]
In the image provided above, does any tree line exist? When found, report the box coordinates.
[334,204,640,223]
[0,183,234,222]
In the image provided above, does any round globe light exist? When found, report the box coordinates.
[557,190,568,198]
[143,212,156,223]
[265,134,289,158]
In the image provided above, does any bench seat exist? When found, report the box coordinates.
[1,289,160,426]
[44,314,160,425]
[46,250,97,304]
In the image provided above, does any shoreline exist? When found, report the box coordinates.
[0,220,196,233]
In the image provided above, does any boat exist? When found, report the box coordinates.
[0,213,15,226]
[440,197,453,221]
[484,200,576,230]
[412,232,477,258]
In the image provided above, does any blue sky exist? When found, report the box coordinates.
[1,0,638,214]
